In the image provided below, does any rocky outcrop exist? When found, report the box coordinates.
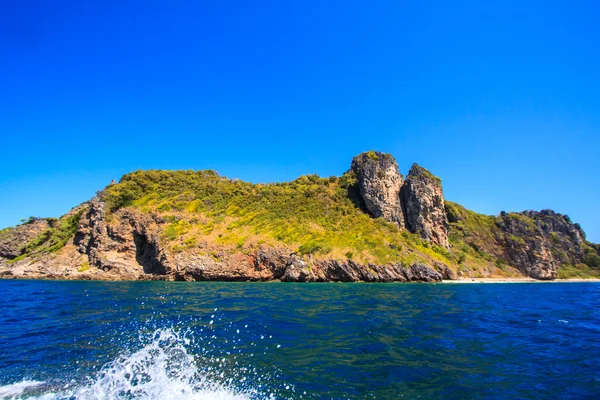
[74,197,173,279]
[0,219,50,259]
[496,210,588,280]
[173,246,288,282]
[351,152,405,228]
[350,153,450,248]
[281,258,443,283]
[175,250,444,283]
[401,164,450,248]
[402,263,444,282]
[281,254,312,282]
[433,262,458,280]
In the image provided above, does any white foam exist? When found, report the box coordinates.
[72,328,252,400]
[0,380,44,398]
[17,328,274,399]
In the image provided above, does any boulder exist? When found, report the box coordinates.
[402,262,443,282]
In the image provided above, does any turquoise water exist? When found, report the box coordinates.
[0,281,599,399]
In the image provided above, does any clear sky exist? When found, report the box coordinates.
[1,0,599,242]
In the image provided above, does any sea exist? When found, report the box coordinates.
[0,280,598,399]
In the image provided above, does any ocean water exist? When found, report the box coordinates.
[0,281,599,399]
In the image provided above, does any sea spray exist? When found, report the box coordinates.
[74,328,252,399]
[2,317,292,399]
[0,380,44,398]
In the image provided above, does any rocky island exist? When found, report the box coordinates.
[1,151,599,282]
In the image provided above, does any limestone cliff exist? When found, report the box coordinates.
[74,198,173,279]
[350,153,450,248]
[496,210,588,280]
[401,164,450,249]
[351,151,405,228]
[447,201,599,280]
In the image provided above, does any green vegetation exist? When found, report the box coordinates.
[78,261,91,272]
[101,169,453,266]
[408,164,441,184]
[446,201,502,256]
[366,150,380,160]
[19,216,38,225]
[584,252,600,269]
[10,210,84,262]
[557,263,600,279]
[3,165,597,281]
[503,212,537,232]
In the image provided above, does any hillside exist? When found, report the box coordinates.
[1,152,598,281]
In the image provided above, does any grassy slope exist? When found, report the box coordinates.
[100,170,600,277]
[102,169,457,269]
[3,169,598,278]
[445,201,600,278]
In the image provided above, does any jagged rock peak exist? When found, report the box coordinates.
[401,163,450,248]
[350,151,405,228]
[496,212,557,280]
[520,210,585,243]
[494,209,588,280]
[406,163,442,184]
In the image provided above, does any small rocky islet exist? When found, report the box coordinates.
[1,151,598,282]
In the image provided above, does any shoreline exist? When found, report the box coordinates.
[0,276,599,283]
[441,277,600,283]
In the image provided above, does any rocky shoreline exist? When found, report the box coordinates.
[0,203,455,282]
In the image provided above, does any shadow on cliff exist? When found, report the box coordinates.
[345,182,370,215]
[133,232,167,275]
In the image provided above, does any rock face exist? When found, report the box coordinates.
[74,197,174,279]
[0,196,445,282]
[145,244,445,283]
[351,152,405,228]
[401,164,450,248]
[496,210,587,280]
[280,259,443,283]
[433,262,458,280]
[351,153,450,248]
[0,219,50,260]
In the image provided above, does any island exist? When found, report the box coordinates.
[1,151,598,282]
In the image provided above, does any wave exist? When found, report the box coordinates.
[4,328,282,399]
[0,380,44,398]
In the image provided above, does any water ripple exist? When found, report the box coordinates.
[0,281,599,399]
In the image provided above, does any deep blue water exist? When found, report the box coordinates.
[0,281,599,399]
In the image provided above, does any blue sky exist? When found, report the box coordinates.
[1,0,599,241]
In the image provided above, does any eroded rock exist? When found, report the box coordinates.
[401,164,450,248]
[495,210,587,280]
[74,198,172,278]
[403,262,443,282]
[0,219,50,259]
[434,262,457,280]
[351,151,405,228]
